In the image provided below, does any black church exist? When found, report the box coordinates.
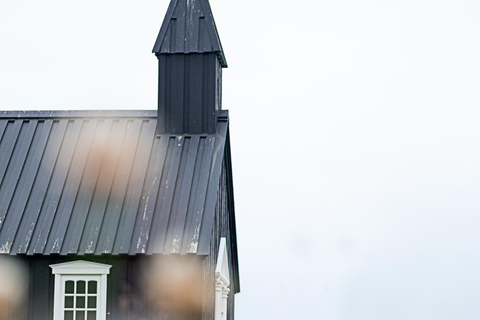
[0,0,239,319]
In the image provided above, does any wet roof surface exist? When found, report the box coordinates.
[0,110,228,256]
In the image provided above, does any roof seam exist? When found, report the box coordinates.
[27,120,68,255]
[12,120,54,254]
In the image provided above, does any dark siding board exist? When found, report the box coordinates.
[164,136,199,253]
[28,260,34,320]
[30,120,82,254]
[184,54,191,133]
[80,120,128,254]
[129,136,169,255]
[14,120,67,254]
[147,137,184,254]
[108,258,126,320]
[157,59,166,134]
[164,55,172,133]
[31,258,51,320]
[202,56,209,132]
[124,257,148,319]
[96,120,143,254]
[171,55,185,134]
[203,56,211,133]
[126,258,136,319]
[6,120,53,254]
[189,54,204,134]
[114,120,156,254]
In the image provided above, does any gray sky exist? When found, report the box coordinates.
[2,0,480,319]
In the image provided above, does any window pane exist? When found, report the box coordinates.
[65,296,74,308]
[65,281,74,294]
[77,296,85,308]
[77,281,86,294]
[87,296,97,309]
[65,311,73,320]
[88,281,97,294]
[87,311,96,320]
[76,311,85,320]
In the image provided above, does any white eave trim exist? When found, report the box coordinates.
[215,238,230,285]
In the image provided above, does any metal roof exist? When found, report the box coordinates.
[0,110,229,256]
[152,0,227,68]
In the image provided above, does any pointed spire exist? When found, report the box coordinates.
[153,0,227,68]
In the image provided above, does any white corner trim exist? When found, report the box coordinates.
[215,237,230,285]
[215,237,230,320]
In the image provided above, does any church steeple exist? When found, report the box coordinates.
[153,0,227,135]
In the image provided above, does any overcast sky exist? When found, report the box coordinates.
[1,0,480,319]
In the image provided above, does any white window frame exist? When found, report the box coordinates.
[215,238,230,320]
[50,261,111,320]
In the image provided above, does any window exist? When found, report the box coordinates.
[215,238,230,320]
[50,261,111,320]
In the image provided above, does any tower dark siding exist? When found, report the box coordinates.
[153,0,227,135]
[157,53,222,134]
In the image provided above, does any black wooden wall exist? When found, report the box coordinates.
[0,254,208,320]
[203,154,238,320]
[157,53,222,135]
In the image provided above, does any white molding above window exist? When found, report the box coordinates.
[215,238,230,320]
[50,261,111,320]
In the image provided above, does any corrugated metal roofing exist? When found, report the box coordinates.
[152,0,227,68]
[0,110,228,256]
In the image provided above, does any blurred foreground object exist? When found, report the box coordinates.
[147,256,204,318]
[0,257,27,320]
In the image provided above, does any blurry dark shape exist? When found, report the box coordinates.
[0,257,27,320]
[117,280,146,318]
[147,256,204,319]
